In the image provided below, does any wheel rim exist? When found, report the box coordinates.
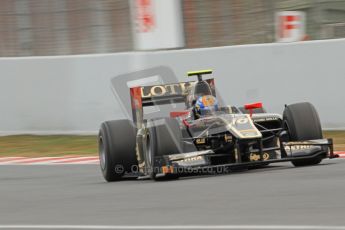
[146,134,156,177]
[99,136,106,170]
[146,135,152,165]
[284,121,292,141]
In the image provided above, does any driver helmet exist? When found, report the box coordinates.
[194,95,218,117]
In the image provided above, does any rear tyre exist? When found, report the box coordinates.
[98,120,137,182]
[146,118,182,180]
[283,102,323,167]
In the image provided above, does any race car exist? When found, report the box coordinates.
[98,69,337,181]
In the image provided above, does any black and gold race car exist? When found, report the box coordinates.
[98,69,337,181]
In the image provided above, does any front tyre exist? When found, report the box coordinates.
[283,102,323,167]
[98,120,137,182]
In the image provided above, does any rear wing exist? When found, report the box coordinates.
[130,79,215,128]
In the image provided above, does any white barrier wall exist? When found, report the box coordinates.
[0,39,344,134]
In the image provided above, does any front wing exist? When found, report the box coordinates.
[153,138,337,175]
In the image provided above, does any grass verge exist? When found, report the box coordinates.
[0,131,343,157]
[323,131,345,152]
[0,135,97,157]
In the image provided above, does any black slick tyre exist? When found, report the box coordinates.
[283,102,323,167]
[98,119,137,182]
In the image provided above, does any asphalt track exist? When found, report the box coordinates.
[1,158,345,229]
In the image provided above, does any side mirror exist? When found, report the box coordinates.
[244,102,263,117]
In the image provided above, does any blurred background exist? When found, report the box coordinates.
[0,0,344,154]
[0,0,345,136]
[0,0,345,56]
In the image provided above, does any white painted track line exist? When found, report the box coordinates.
[1,225,345,229]
[0,156,99,165]
[336,151,345,158]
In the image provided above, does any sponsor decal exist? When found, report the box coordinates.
[284,145,313,151]
[224,134,232,142]
[140,79,215,99]
[236,117,249,124]
[162,165,174,174]
[140,82,192,98]
[174,155,207,167]
[263,152,270,160]
[239,129,259,137]
[249,152,270,161]
[285,141,312,145]
[178,156,203,163]
[226,116,249,126]
[284,141,314,151]
[195,138,206,144]
[254,117,280,122]
[202,96,215,106]
[224,115,262,139]
[249,153,260,161]
[141,82,191,98]
[168,150,213,161]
